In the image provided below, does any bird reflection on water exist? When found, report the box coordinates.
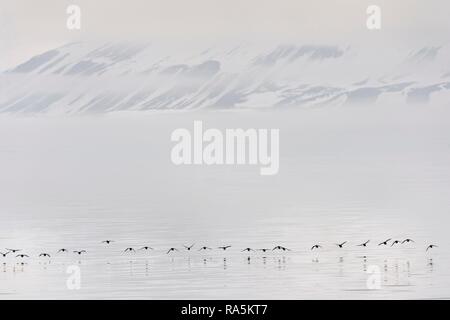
[0,239,443,299]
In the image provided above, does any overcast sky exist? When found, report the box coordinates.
[1,0,449,70]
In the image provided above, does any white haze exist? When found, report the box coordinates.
[0,105,450,298]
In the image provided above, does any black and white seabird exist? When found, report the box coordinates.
[73,250,87,255]
[218,246,232,250]
[391,240,401,247]
[39,253,51,258]
[378,239,392,246]
[102,240,114,244]
[58,248,68,253]
[311,244,322,250]
[336,242,347,248]
[198,246,212,251]
[273,246,291,251]
[242,248,254,252]
[6,248,21,253]
[166,248,178,254]
[426,244,438,251]
[183,244,195,251]
[16,254,29,258]
[139,246,154,251]
[357,240,370,247]
[124,248,136,253]
[0,251,10,257]
[402,239,415,244]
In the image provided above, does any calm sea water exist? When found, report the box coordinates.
[0,106,449,299]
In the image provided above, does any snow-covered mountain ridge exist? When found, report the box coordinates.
[1,41,449,114]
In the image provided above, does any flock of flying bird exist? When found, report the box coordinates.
[0,238,439,260]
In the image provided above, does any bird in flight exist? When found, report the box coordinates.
[357,240,370,247]
[198,246,212,251]
[402,239,414,244]
[139,246,153,251]
[73,250,87,255]
[102,240,114,244]
[124,248,136,253]
[166,248,178,254]
[242,248,254,252]
[378,239,392,246]
[336,242,347,248]
[183,244,195,251]
[311,244,322,250]
[0,251,10,257]
[39,253,51,258]
[16,254,29,258]
[258,248,271,252]
[426,244,438,251]
[6,248,21,253]
[57,248,68,253]
[391,240,401,247]
[273,246,291,251]
[218,246,232,251]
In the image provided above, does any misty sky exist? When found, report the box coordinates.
[1,0,449,70]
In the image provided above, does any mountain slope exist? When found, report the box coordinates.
[1,42,449,114]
